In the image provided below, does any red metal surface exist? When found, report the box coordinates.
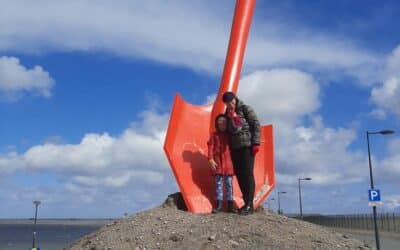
[164,0,275,213]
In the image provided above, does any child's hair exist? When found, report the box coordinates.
[215,114,227,132]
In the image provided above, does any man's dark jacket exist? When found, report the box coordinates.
[226,99,260,150]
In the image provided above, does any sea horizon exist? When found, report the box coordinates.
[0,218,116,225]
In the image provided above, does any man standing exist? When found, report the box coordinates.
[222,91,260,215]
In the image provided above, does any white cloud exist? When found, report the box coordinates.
[368,108,387,120]
[0,1,379,81]
[246,34,380,83]
[238,69,320,124]
[371,77,400,116]
[0,56,54,100]
[378,138,400,181]
[370,45,400,117]
[0,151,24,175]
[383,195,400,211]
[276,117,366,185]
[23,133,116,172]
[386,45,400,75]
[70,170,165,188]
[0,1,228,72]
[0,107,176,216]
[267,114,366,187]
[0,109,170,183]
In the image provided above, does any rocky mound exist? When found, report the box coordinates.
[69,193,371,250]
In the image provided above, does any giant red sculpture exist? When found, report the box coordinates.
[164,0,275,213]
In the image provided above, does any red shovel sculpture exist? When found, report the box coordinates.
[164,0,274,213]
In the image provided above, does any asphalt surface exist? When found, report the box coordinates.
[331,228,400,250]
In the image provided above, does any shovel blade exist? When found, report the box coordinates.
[164,93,275,213]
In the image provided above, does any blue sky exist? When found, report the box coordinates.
[1,0,400,218]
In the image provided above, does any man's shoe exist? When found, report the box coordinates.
[239,205,253,215]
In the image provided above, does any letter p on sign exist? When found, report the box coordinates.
[368,189,381,202]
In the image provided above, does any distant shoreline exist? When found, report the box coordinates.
[0,218,116,226]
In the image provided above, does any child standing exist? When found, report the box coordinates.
[207,114,237,213]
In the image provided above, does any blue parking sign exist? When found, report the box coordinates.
[368,189,381,202]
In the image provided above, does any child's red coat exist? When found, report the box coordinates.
[207,132,235,176]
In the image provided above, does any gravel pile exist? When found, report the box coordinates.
[69,193,371,250]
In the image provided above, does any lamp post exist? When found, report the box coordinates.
[366,129,395,250]
[277,191,286,215]
[32,200,41,249]
[298,177,312,219]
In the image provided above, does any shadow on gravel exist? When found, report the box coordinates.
[163,192,188,211]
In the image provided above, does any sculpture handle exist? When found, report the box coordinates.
[211,0,256,130]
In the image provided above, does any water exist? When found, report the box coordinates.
[0,220,109,250]
[350,233,400,250]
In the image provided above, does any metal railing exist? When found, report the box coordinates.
[300,213,400,232]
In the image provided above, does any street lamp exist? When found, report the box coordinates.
[366,129,395,250]
[277,191,287,215]
[32,200,41,249]
[298,177,312,219]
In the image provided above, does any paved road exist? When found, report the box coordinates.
[332,228,400,250]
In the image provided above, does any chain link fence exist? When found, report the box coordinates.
[301,213,400,232]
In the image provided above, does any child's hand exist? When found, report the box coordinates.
[209,159,217,171]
